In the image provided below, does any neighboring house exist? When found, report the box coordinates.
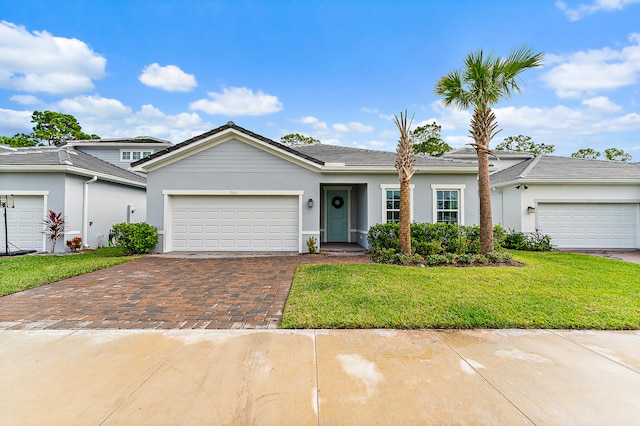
[0,145,147,253]
[443,147,535,172]
[491,155,640,249]
[132,122,481,253]
[64,136,172,175]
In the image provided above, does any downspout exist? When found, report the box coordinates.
[83,176,98,248]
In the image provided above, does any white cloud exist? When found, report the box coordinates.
[299,116,319,124]
[361,107,394,121]
[348,122,374,133]
[51,95,211,142]
[556,0,640,21]
[10,94,41,105]
[0,108,32,134]
[296,115,327,130]
[541,34,640,98]
[333,123,350,132]
[189,87,283,116]
[58,95,131,119]
[0,21,106,94]
[138,63,197,92]
[581,96,623,111]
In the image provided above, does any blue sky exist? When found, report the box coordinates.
[1,0,639,160]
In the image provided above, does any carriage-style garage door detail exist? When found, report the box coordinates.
[170,195,299,251]
[0,195,45,252]
[538,203,638,249]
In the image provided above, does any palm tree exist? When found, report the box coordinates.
[394,111,415,256]
[434,46,543,254]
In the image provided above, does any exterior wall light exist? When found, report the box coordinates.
[527,206,535,214]
[307,198,314,208]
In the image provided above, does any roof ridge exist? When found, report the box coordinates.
[517,155,542,178]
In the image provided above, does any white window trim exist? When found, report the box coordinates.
[120,149,153,162]
[380,184,414,224]
[431,184,465,225]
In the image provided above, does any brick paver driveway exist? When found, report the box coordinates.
[0,254,370,330]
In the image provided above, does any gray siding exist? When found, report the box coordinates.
[146,139,322,252]
[145,138,481,252]
[74,147,123,167]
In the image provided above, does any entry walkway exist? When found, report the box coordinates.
[1,329,639,424]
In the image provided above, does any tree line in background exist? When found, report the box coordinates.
[1,110,631,163]
[278,126,632,162]
[0,110,99,147]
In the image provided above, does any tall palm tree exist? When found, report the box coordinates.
[394,111,415,256]
[435,46,543,254]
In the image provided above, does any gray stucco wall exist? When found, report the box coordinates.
[1,172,146,252]
[145,138,481,252]
[86,179,147,248]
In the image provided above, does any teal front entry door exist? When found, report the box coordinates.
[327,190,348,242]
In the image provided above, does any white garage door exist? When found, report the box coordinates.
[171,195,299,251]
[0,195,45,252]
[538,203,639,249]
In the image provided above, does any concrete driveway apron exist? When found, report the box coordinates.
[0,254,370,330]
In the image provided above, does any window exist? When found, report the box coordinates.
[431,184,465,225]
[121,150,154,162]
[380,184,414,223]
[386,190,400,223]
[436,190,459,223]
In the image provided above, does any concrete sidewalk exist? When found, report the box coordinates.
[1,329,639,425]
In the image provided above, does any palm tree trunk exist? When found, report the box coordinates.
[399,177,411,255]
[394,111,415,256]
[477,149,494,254]
[471,107,496,254]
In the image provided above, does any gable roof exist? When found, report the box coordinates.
[490,155,640,186]
[0,145,146,187]
[132,122,479,174]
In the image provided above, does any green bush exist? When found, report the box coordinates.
[109,222,158,255]
[368,222,519,266]
[503,228,553,251]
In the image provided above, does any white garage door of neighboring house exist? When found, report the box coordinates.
[0,195,45,252]
[537,203,639,249]
[170,195,300,251]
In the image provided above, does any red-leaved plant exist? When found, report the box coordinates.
[43,210,65,253]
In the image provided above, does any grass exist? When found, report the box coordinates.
[281,251,640,330]
[0,247,139,297]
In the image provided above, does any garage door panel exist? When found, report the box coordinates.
[0,195,45,252]
[171,195,299,251]
[538,203,638,249]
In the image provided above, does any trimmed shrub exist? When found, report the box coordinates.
[368,222,521,266]
[109,222,158,255]
[503,228,552,251]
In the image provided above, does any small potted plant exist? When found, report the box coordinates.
[66,236,83,253]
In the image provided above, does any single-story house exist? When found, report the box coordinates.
[0,145,148,253]
[132,122,482,253]
[490,155,640,249]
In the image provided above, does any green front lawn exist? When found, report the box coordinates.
[0,248,139,297]
[281,251,640,329]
